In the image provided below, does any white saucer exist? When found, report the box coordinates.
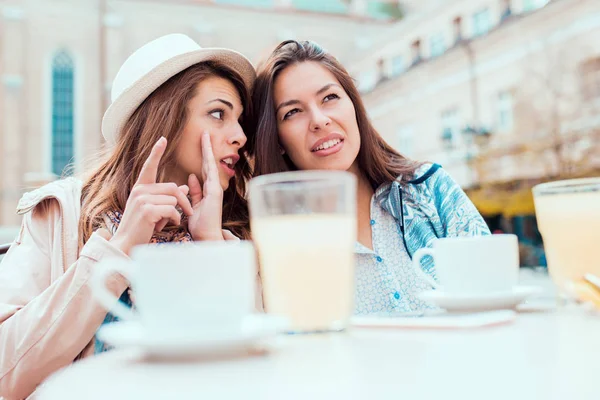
[418,286,543,312]
[351,310,517,329]
[96,314,288,359]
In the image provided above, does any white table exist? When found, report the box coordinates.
[36,309,600,400]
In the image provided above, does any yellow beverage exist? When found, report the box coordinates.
[252,214,356,332]
[533,179,600,292]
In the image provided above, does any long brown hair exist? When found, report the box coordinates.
[250,40,422,190]
[79,61,253,246]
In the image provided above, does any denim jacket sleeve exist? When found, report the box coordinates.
[377,163,490,279]
[422,166,491,238]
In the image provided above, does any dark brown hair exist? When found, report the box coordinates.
[79,61,253,246]
[250,40,422,190]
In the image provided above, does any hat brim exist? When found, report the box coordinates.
[101,48,256,144]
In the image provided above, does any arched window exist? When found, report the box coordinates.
[51,50,74,176]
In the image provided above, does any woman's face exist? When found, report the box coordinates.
[172,76,246,190]
[273,61,360,173]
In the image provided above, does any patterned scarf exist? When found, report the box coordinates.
[94,209,193,353]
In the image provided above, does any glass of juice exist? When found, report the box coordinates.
[532,177,600,296]
[249,171,357,333]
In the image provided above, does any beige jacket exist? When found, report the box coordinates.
[0,178,130,400]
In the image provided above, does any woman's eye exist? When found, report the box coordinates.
[323,93,339,103]
[210,110,224,120]
[283,108,300,120]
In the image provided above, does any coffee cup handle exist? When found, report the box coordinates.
[412,248,439,289]
[90,258,136,321]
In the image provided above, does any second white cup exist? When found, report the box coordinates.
[412,234,520,294]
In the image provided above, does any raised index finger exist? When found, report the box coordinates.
[201,132,220,183]
[137,137,167,185]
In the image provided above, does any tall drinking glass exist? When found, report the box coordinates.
[532,178,600,295]
[249,171,357,333]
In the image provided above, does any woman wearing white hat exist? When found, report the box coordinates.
[0,34,256,399]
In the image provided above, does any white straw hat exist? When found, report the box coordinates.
[101,33,256,144]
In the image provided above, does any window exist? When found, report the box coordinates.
[472,8,491,37]
[291,0,347,14]
[357,68,378,93]
[523,0,549,12]
[396,125,414,156]
[430,33,446,58]
[390,55,404,77]
[377,58,386,82]
[500,0,512,21]
[441,108,460,149]
[214,0,274,8]
[522,0,536,11]
[580,58,600,101]
[453,16,463,44]
[497,91,514,132]
[411,40,422,65]
[51,51,75,177]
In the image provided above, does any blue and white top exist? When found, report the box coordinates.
[354,163,490,314]
[355,197,436,314]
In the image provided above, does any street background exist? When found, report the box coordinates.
[1,0,598,265]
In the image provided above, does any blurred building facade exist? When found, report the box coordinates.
[352,0,600,190]
[0,0,395,226]
[1,0,598,264]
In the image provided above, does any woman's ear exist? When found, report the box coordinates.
[279,146,286,155]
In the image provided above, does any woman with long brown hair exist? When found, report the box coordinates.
[0,34,255,399]
[251,40,490,316]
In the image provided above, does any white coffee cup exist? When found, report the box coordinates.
[412,234,519,294]
[90,241,256,337]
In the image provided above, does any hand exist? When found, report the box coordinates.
[110,137,194,255]
[187,132,225,241]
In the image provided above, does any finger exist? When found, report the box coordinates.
[138,194,178,207]
[139,183,194,216]
[173,187,193,216]
[178,185,189,197]
[149,205,181,230]
[139,183,186,194]
[136,137,167,185]
[201,132,220,185]
[156,218,169,232]
[188,173,203,207]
